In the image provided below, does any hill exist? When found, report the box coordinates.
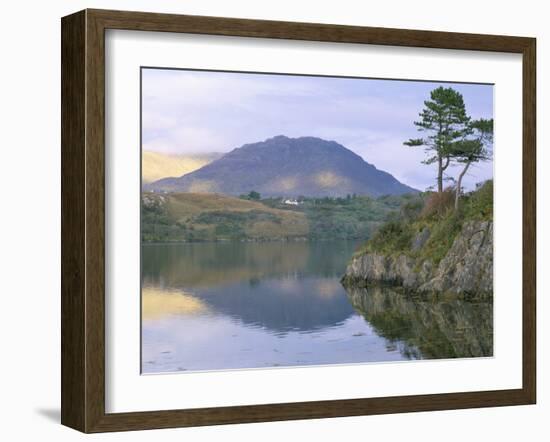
[141,192,309,242]
[147,135,417,197]
[141,191,414,243]
[142,151,222,184]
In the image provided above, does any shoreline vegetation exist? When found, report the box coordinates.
[341,181,493,298]
[141,191,415,243]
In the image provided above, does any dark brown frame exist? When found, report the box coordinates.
[61,8,536,433]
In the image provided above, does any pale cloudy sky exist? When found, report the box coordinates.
[142,68,493,191]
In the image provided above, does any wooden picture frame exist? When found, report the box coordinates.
[61,8,536,433]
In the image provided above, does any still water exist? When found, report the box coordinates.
[141,241,492,373]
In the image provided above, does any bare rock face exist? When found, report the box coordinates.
[420,221,493,295]
[412,227,430,251]
[342,253,423,289]
[342,221,493,296]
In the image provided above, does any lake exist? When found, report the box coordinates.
[141,241,492,373]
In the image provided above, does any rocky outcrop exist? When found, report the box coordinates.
[342,221,493,296]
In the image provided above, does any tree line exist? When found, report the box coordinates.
[404,86,493,209]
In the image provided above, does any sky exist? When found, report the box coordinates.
[142,68,494,191]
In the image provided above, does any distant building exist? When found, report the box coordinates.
[283,199,300,206]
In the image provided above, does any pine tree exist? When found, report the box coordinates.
[451,118,493,209]
[404,87,471,193]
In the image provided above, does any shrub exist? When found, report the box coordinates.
[400,196,425,222]
[463,180,493,220]
[367,220,414,254]
[419,210,464,264]
[420,187,455,219]
[356,181,493,263]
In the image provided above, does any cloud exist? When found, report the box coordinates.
[143,126,228,154]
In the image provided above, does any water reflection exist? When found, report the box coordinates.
[141,241,493,373]
[346,286,493,359]
[142,241,354,289]
[142,288,209,321]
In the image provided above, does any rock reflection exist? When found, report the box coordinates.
[345,286,493,359]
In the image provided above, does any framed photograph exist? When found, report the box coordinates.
[61,9,536,433]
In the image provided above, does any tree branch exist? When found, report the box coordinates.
[442,156,450,171]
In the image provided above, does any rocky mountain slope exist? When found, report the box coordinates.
[147,135,417,197]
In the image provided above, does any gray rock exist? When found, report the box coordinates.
[343,220,493,296]
[411,227,431,251]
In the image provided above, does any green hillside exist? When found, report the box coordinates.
[355,180,493,264]
[142,191,414,243]
[142,192,309,242]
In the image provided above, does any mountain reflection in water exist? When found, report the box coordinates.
[141,241,492,373]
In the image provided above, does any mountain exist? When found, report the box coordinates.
[147,136,416,197]
[142,151,222,184]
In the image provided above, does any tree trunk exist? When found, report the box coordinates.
[437,156,450,193]
[437,155,443,193]
[455,161,471,210]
